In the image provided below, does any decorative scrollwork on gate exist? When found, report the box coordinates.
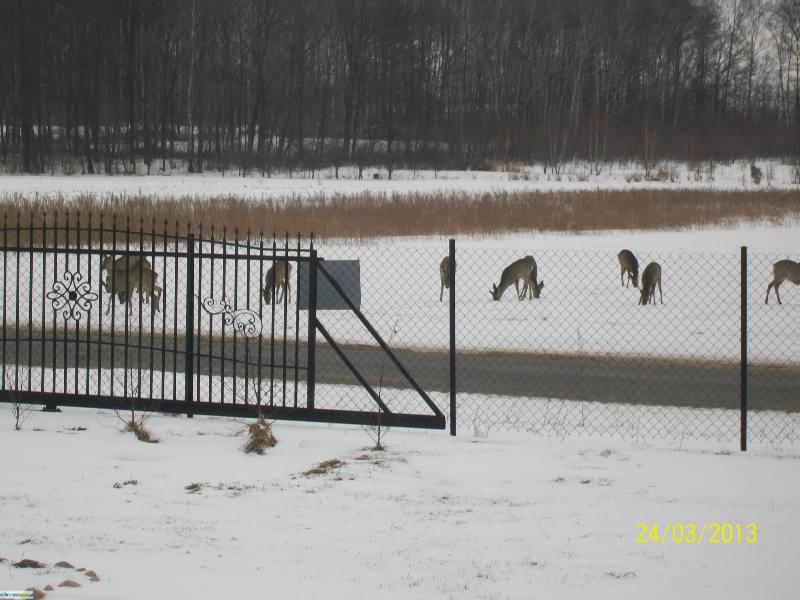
[201,297,262,338]
[46,272,99,322]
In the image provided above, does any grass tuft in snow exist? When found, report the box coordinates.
[112,480,138,489]
[303,459,344,477]
[13,559,45,568]
[605,571,637,579]
[243,415,277,455]
[53,561,74,568]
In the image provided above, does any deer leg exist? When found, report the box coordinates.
[440,281,444,302]
[658,281,663,304]
[775,281,782,305]
[152,287,163,313]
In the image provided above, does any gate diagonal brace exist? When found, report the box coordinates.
[315,320,392,414]
[315,261,444,421]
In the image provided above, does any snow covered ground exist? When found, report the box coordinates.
[0,159,797,201]
[1,408,798,599]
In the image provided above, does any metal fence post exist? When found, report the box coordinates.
[306,249,318,410]
[449,238,457,436]
[185,232,195,418]
[740,246,748,451]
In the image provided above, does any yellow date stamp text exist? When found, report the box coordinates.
[635,522,758,544]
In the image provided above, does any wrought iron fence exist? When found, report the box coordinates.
[0,212,445,429]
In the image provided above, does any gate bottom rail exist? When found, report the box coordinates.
[0,389,445,429]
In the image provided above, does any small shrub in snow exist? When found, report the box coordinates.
[125,419,157,443]
[243,415,277,454]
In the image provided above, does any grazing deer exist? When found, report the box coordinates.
[638,262,662,305]
[263,261,292,304]
[765,259,800,304]
[439,256,455,302]
[100,254,162,315]
[491,256,543,301]
[618,249,639,288]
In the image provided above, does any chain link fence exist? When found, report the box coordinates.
[313,240,799,444]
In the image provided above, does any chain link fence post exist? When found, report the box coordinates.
[449,238,456,436]
[740,245,748,451]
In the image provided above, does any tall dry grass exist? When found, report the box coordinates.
[0,189,798,241]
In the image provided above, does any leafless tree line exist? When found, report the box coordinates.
[2,0,799,175]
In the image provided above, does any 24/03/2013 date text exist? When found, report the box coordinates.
[635,522,758,544]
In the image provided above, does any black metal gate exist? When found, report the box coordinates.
[0,213,444,429]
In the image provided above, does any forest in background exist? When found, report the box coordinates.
[2,0,800,175]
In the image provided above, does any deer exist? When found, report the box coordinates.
[100,254,162,315]
[638,261,662,306]
[263,260,292,304]
[439,256,455,302]
[750,163,763,185]
[618,249,639,288]
[490,256,543,301]
[765,259,800,304]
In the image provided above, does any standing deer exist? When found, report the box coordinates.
[490,256,543,301]
[750,163,763,185]
[638,261,662,305]
[100,254,162,315]
[765,259,800,304]
[263,261,292,304]
[618,249,639,288]
[439,256,455,302]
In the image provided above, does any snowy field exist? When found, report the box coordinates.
[0,159,798,201]
[1,408,799,599]
[1,221,797,363]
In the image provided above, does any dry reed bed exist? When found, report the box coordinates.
[0,189,798,241]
